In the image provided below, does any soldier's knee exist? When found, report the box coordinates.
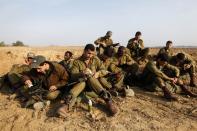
[177,79,183,85]
[99,77,112,89]
[46,90,60,100]
[70,82,86,98]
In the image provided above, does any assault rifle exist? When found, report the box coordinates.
[27,80,48,102]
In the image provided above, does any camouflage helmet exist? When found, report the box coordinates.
[106,31,112,36]
[27,52,35,59]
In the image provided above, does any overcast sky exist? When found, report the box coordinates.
[0,0,197,47]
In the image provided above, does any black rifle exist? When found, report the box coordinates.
[27,80,48,102]
[100,43,120,48]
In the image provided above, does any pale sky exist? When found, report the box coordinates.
[0,0,197,47]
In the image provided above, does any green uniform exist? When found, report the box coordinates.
[158,47,173,60]
[141,61,181,93]
[69,55,110,100]
[94,36,113,55]
[2,64,31,92]
[99,56,125,91]
[170,52,196,85]
[170,52,196,74]
[127,38,149,61]
[112,53,138,74]
[59,59,74,74]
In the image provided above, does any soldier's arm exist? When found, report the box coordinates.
[108,39,113,46]
[94,37,103,45]
[95,57,109,77]
[22,69,35,82]
[158,48,165,55]
[147,62,172,80]
[70,60,84,81]
[166,64,180,77]
[109,63,122,73]
[127,39,134,49]
[126,55,135,65]
[139,39,144,49]
[185,54,195,65]
[55,64,69,89]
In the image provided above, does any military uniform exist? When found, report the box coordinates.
[158,47,173,60]
[140,61,181,93]
[0,64,32,93]
[59,58,74,75]
[58,53,118,116]
[22,62,69,100]
[69,55,109,97]
[127,38,149,62]
[112,53,138,74]
[94,36,113,55]
[170,52,196,86]
[99,56,125,91]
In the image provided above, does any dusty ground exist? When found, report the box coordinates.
[0,46,196,131]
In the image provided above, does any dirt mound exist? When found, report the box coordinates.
[0,47,196,131]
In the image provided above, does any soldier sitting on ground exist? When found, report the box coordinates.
[22,55,69,108]
[112,46,139,85]
[127,31,150,64]
[0,52,36,93]
[158,41,174,60]
[98,47,126,96]
[59,51,74,75]
[94,31,119,55]
[140,54,178,101]
[57,44,118,117]
[140,54,196,101]
[170,52,197,87]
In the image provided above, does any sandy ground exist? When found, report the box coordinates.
[0,47,196,131]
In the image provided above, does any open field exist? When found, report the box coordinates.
[0,46,197,131]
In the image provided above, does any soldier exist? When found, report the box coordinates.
[127,31,150,64]
[158,41,173,60]
[0,52,36,92]
[57,44,117,117]
[140,54,196,101]
[59,51,74,75]
[113,46,139,81]
[140,54,178,100]
[94,31,119,55]
[98,47,125,96]
[24,52,36,65]
[170,52,197,87]
[22,56,69,107]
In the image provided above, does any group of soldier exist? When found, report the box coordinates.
[0,31,196,117]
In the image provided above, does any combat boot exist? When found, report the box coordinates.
[180,85,197,97]
[105,100,118,116]
[161,86,178,101]
[100,90,118,116]
[190,75,197,87]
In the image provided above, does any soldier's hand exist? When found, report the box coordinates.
[83,68,93,76]
[133,40,138,44]
[173,77,178,84]
[183,64,191,70]
[25,80,33,88]
[49,85,57,92]
[93,72,100,79]
[101,43,106,47]
[169,78,175,83]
